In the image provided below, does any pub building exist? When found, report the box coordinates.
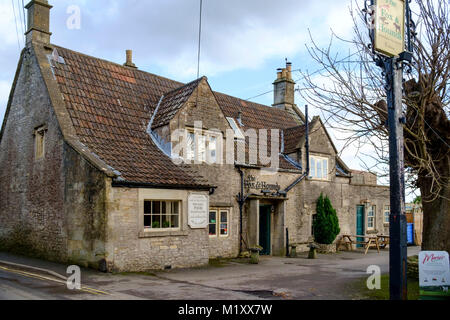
[0,1,390,272]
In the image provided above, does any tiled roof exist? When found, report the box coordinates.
[152,78,203,129]
[48,45,304,185]
[50,46,210,187]
[215,92,298,130]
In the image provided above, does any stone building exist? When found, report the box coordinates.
[0,1,390,272]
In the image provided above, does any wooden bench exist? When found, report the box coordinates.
[338,235,380,255]
[377,235,390,249]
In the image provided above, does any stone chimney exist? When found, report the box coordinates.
[25,0,53,45]
[124,50,137,69]
[273,61,304,124]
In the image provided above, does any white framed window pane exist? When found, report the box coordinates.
[323,159,328,179]
[186,133,195,160]
[209,211,217,236]
[171,214,179,228]
[220,211,228,236]
[317,160,322,179]
[144,214,151,228]
[208,136,217,163]
[368,218,374,229]
[310,158,316,178]
[199,135,207,161]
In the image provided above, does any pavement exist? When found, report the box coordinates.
[0,247,421,300]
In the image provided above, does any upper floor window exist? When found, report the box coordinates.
[144,200,180,230]
[186,131,218,164]
[367,205,376,230]
[226,117,245,140]
[34,126,47,160]
[384,205,390,224]
[309,156,329,180]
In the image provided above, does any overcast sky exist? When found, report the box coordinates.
[1,0,416,198]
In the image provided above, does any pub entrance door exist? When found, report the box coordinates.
[259,205,272,255]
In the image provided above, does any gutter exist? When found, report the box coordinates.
[111,180,214,192]
[282,104,310,194]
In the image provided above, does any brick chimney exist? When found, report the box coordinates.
[123,50,137,69]
[273,61,304,124]
[25,0,53,45]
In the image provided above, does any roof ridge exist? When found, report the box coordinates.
[162,76,204,97]
[52,44,184,87]
[213,91,289,114]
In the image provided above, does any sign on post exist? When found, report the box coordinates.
[188,194,209,229]
[419,251,450,299]
[374,0,405,57]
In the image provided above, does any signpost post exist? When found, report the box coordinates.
[365,0,415,300]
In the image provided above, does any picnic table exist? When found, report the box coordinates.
[377,235,390,249]
[338,234,381,255]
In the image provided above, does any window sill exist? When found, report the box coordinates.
[366,230,378,235]
[139,230,189,238]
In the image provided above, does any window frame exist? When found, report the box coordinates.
[143,200,182,231]
[367,205,376,230]
[185,129,220,164]
[209,208,230,238]
[384,205,390,224]
[34,126,47,160]
[309,155,329,181]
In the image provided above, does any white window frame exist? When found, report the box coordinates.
[143,200,181,231]
[209,208,230,238]
[309,156,329,180]
[384,205,390,224]
[226,117,245,140]
[367,205,376,230]
[185,129,220,164]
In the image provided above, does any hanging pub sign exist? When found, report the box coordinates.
[374,0,405,57]
[188,193,209,229]
[418,251,450,299]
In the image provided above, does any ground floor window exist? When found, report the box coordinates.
[209,208,230,237]
[367,205,376,230]
[144,200,180,229]
[384,205,390,224]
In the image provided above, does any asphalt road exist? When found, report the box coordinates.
[0,247,421,300]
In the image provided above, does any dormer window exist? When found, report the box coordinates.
[309,156,329,180]
[34,126,47,160]
[226,117,245,140]
[185,130,219,164]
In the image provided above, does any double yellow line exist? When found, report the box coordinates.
[0,265,109,296]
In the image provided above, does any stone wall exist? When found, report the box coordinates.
[0,49,67,261]
[0,47,109,269]
[105,187,210,272]
[63,144,108,269]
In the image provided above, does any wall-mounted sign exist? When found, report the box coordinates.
[374,0,405,57]
[244,175,280,192]
[419,251,450,299]
[188,194,209,229]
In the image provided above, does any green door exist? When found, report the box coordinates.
[259,206,271,255]
[356,205,365,248]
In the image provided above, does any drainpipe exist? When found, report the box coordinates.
[237,166,245,255]
[282,104,310,193]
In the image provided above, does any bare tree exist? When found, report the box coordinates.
[300,0,449,252]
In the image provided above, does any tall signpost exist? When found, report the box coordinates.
[365,0,415,300]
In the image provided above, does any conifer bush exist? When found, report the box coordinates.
[313,193,340,244]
